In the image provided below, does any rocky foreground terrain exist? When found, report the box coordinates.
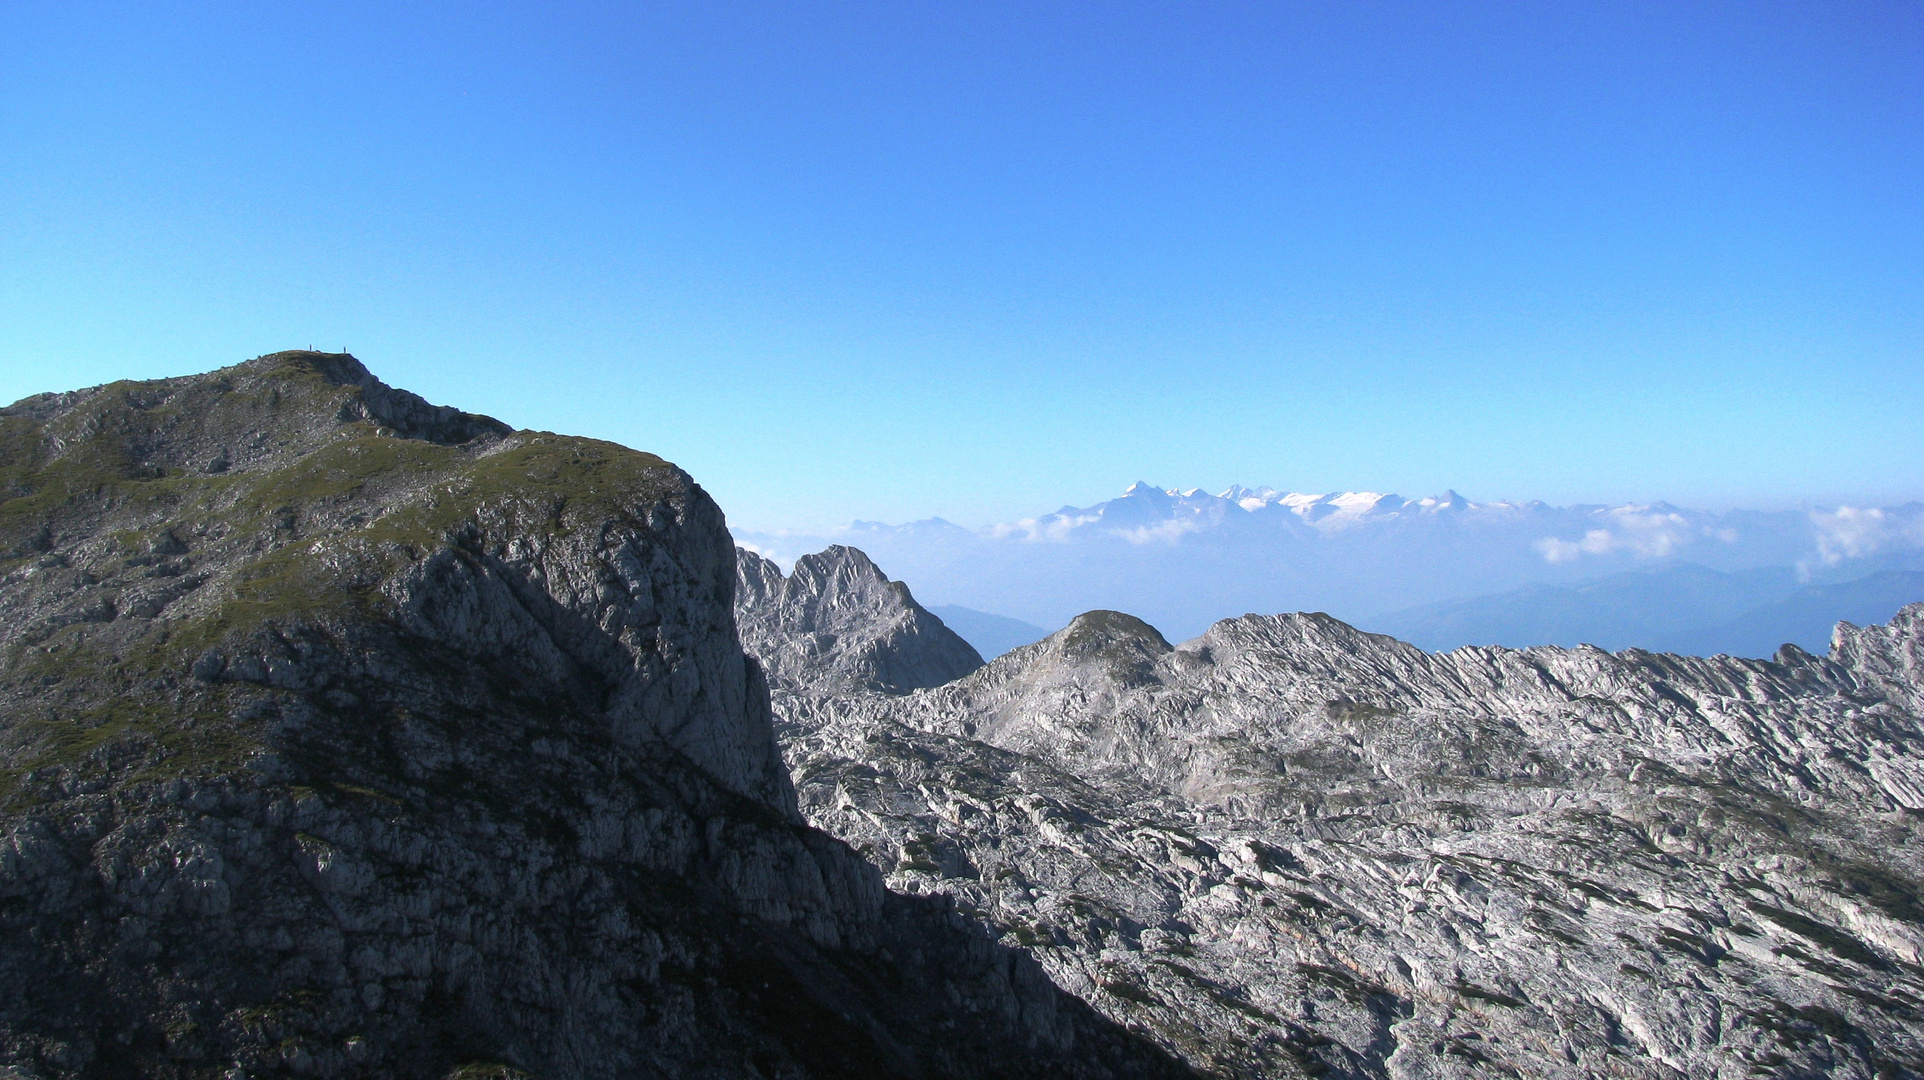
[0,353,1192,1079]
[739,546,1924,1079]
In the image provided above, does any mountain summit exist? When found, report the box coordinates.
[0,354,1188,1080]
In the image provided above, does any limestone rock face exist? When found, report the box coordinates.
[734,545,982,695]
[1833,608,1924,715]
[769,547,1924,1079]
[0,355,1189,1080]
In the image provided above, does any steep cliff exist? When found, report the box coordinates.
[769,546,1924,1079]
[0,354,1190,1080]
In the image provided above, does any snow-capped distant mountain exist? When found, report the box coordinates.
[734,484,1924,648]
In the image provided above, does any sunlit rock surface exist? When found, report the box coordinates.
[753,545,1924,1079]
[735,545,983,696]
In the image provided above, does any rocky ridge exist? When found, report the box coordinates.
[0,354,1192,1080]
[734,546,982,695]
[745,546,1924,1079]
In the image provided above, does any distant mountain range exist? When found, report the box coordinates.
[735,483,1924,656]
[1374,564,1924,656]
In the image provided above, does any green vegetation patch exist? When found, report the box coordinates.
[1099,978,1158,1006]
[2,361,693,796]
[0,675,262,807]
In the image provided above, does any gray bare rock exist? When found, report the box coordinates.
[0,355,1192,1080]
[735,545,983,695]
[760,547,1924,1079]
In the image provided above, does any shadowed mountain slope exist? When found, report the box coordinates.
[0,354,1191,1080]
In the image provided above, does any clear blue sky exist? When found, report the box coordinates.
[4,2,1920,530]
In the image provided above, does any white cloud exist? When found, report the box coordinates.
[1115,519,1203,546]
[989,514,1098,543]
[1811,506,1924,566]
[1535,537,1584,564]
[1600,510,1693,557]
[1534,510,1699,563]
[733,541,793,572]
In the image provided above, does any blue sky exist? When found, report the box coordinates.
[3,2,1920,530]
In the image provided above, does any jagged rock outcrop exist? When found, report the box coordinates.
[734,546,982,695]
[764,546,1924,1079]
[0,354,1192,1080]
